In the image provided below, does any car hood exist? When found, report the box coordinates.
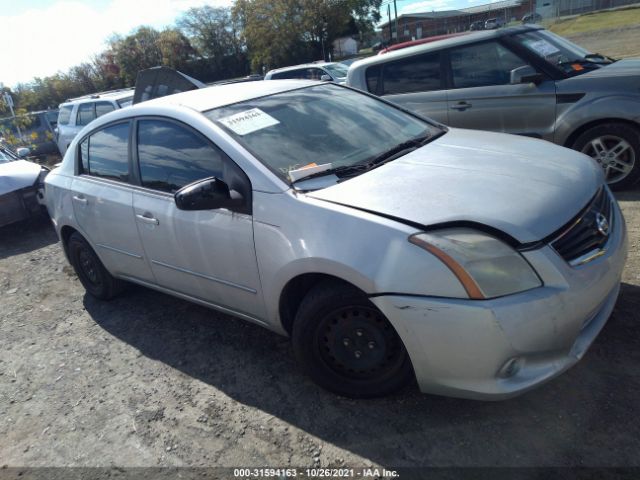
[307,129,602,243]
[576,57,640,78]
[0,160,42,196]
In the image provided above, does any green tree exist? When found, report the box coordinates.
[177,6,248,80]
[111,27,163,85]
[234,0,381,71]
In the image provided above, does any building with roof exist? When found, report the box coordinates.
[379,0,533,43]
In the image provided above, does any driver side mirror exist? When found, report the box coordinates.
[16,147,30,158]
[174,177,244,211]
[320,74,332,82]
[510,65,543,85]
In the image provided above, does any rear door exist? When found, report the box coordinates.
[445,41,557,140]
[368,51,449,124]
[71,121,155,282]
[131,118,264,319]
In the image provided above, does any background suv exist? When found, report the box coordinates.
[55,89,134,156]
[347,25,640,189]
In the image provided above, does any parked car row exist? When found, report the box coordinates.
[6,25,632,401]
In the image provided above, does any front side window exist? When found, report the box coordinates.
[95,101,115,118]
[137,120,224,193]
[450,41,529,89]
[381,52,442,95]
[58,106,73,125]
[80,122,129,181]
[205,84,439,183]
[76,103,95,126]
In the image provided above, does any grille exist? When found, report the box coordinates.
[551,188,613,265]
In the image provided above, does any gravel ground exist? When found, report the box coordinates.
[1,190,639,473]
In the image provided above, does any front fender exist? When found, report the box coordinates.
[555,94,640,146]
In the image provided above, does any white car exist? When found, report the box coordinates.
[45,80,626,399]
[0,143,49,228]
[55,89,134,156]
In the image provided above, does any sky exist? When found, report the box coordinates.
[1,0,495,87]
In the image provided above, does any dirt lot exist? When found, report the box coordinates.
[0,187,639,475]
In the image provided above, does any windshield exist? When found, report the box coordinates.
[323,63,349,78]
[0,147,18,163]
[205,84,439,184]
[511,29,600,75]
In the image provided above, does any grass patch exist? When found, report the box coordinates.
[547,6,640,35]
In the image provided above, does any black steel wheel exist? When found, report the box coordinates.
[292,281,414,398]
[67,232,123,300]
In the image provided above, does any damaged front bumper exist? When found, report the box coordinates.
[371,200,627,400]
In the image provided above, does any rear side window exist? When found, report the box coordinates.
[76,103,96,126]
[58,106,73,125]
[450,42,529,89]
[137,119,224,193]
[80,122,130,181]
[95,101,115,118]
[117,96,133,108]
[380,52,441,95]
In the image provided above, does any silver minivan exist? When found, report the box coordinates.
[55,89,134,156]
[45,80,627,400]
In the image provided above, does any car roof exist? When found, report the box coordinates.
[60,88,134,106]
[139,79,322,112]
[267,63,337,74]
[351,25,543,70]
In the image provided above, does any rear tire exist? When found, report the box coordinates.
[292,281,414,398]
[572,122,640,190]
[67,232,123,300]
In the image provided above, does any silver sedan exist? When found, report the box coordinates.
[44,80,627,399]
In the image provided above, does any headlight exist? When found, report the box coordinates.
[409,228,541,299]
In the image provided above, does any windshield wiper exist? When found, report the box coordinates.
[291,133,433,185]
[584,53,616,63]
[360,134,433,171]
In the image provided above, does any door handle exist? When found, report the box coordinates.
[451,101,472,111]
[136,213,159,226]
[72,195,87,205]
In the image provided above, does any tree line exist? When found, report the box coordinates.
[1,0,381,115]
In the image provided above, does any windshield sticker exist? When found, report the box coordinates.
[219,108,280,135]
[524,39,560,57]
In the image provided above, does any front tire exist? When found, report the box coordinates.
[292,281,414,398]
[572,122,640,190]
[67,232,123,300]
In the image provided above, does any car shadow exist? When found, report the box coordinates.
[0,214,58,260]
[83,281,640,467]
[614,189,640,202]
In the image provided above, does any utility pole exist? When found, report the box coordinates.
[2,91,22,140]
[387,4,392,44]
[394,0,399,42]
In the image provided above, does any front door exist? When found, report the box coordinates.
[131,118,265,320]
[71,121,155,282]
[445,41,557,141]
